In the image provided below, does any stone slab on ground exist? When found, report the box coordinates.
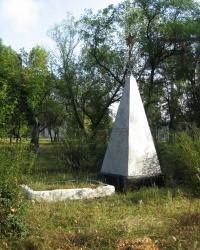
[21,184,115,202]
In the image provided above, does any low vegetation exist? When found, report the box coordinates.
[0,136,199,249]
[28,180,103,191]
[1,186,199,249]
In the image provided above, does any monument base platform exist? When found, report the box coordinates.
[98,172,166,192]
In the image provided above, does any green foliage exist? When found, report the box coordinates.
[0,40,21,127]
[1,0,200,143]
[157,126,200,192]
[0,143,35,237]
[28,46,48,71]
[55,130,107,173]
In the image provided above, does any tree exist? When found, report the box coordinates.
[136,0,199,128]
[79,0,199,134]
[0,39,27,142]
[179,42,200,127]
[20,46,61,151]
[48,13,117,136]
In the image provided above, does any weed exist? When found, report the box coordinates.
[0,140,199,249]
[0,143,34,237]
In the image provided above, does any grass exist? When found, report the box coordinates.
[0,139,200,250]
[1,188,199,250]
[21,140,98,187]
[28,180,103,191]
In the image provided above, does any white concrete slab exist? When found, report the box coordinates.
[101,75,162,177]
[21,184,115,202]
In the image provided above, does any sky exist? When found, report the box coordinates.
[0,0,122,53]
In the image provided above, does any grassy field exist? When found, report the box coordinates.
[0,140,200,250]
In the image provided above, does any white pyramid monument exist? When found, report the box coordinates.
[99,75,165,190]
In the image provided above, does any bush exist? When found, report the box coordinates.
[55,130,107,173]
[0,143,34,237]
[156,126,200,192]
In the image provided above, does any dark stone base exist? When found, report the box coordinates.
[98,172,166,192]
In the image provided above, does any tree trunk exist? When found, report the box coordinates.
[30,119,40,154]
[48,128,53,143]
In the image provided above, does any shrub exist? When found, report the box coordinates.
[0,143,34,237]
[55,130,107,173]
[156,126,200,192]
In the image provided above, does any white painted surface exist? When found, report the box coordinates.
[21,184,115,202]
[101,75,162,177]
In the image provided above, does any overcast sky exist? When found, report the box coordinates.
[0,0,122,53]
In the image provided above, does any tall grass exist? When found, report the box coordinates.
[0,139,199,249]
[1,187,199,249]
[0,141,34,237]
